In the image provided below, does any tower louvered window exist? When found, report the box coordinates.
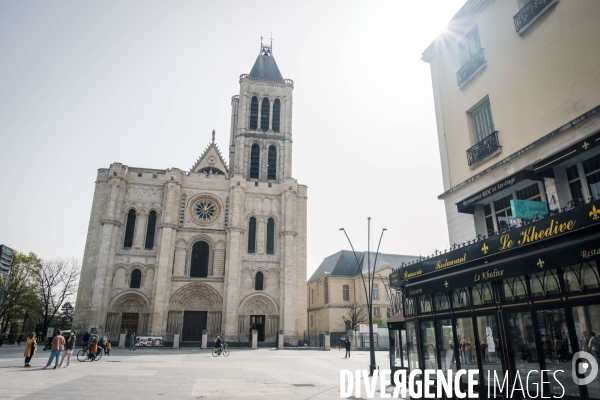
[190,241,209,278]
[250,144,260,179]
[266,218,275,254]
[249,96,259,130]
[261,98,270,131]
[267,146,277,180]
[123,209,136,248]
[130,269,141,289]
[272,99,281,132]
[248,217,257,254]
[145,211,157,249]
[255,271,264,290]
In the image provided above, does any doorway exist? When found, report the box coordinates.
[120,313,139,338]
[182,311,207,341]
[249,315,265,341]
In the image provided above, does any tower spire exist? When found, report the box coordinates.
[212,129,215,143]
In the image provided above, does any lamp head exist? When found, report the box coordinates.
[339,228,345,231]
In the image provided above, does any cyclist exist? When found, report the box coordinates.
[215,336,224,354]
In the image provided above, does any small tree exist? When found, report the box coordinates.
[60,302,75,324]
[343,303,367,331]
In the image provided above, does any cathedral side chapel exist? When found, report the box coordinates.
[73,42,308,345]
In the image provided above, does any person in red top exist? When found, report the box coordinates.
[42,329,65,370]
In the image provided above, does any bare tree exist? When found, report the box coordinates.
[342,303,367,331]
[37,258,80,338]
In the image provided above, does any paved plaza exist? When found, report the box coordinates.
[0,345,396,399]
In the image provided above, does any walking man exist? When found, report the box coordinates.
[344,338,351,358]
[42,329,65,369]
[129,332,136,351]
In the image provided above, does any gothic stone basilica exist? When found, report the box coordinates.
[73,43,308,345]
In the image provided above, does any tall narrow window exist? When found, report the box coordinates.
[267,146,277,180]
[190,241,209,278]
[272,99,281,132]
[458,26,481,66]
[566,165,584,200]
[130,269,141,289]
[324,277,329,304]
[249,96,258,130]
[484,204,495,236]
[250,144,260,179]
[343,285,349,301]
[471,100,495,142]
[266,218,275,255]
[255,271,264,290]
[583,154,600,199]
[494,194,513,231]
[144,211,157,249]
[372,284,380,300]
[123,209,136,248]
[247,217,257,254]
[260,98,270,131]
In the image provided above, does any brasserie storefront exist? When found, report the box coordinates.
[388,197,600,399]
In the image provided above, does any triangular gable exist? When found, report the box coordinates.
[190,134,229,175]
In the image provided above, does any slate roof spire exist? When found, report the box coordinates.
[249,36,283,82]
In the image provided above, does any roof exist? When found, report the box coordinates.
[249,44,283,82]
[307,250,418,283]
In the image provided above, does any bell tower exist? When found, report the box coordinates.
[229,40,294,183]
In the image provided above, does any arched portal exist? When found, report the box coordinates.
[106,292,151,341]
[238,294,279,342]
[167,283,223,341]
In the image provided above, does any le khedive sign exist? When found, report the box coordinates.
[390,198,600,287]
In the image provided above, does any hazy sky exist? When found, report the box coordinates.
[0,0,466,277]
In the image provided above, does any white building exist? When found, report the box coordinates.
[73,42,308,345]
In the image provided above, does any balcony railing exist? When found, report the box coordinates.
[514,0,555,33]
[456,48,486,87]
[466,131,501,166]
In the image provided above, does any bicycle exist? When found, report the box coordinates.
[77,348,102,362]
[212,343,229,357]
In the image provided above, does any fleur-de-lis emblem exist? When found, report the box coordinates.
[482,243,489,254]
[537,258,545,268]
[444,281,449,288]
[590,205,600,220]
[582,141,590,150]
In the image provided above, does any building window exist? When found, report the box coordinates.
[123,209,136,248]
[130,269,141,289]
[249,96,258,130]
[144,211,157,249]
[494,194,514,232]
[566,165,584,201]
[471,100,495,143]
[310,315,313,327]
[255,271,264,290]
[311,289,314,305]
[272,99,281,132]
[260,98,270,131]
[373,307,380,317]
[324,277,329,304]
[516,183,541,201]
[248,217,257,254]
[385,285,390,301]
[583,154,600,199]
[266,218,275,255]
[372,284,379,300]
[343,285,349,301]
[250,144,260,179]
[190,241,210,278]
[386,308,392,318]
[267,146,277,180]
[484,204,495,236]
[458,26,481,66]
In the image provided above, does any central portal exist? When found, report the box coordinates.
[182,311,207,341]
[249,315,265,341]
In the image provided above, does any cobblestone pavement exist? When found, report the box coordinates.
[0,345,397,399]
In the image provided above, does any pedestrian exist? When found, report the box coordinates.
[42,329,65,369]
[102,334,109,355]
[460,337,468,365]
[17,334,23,346]
[89,335,99,361]
[106,340,111,356]
[344,338,351,358]
[129,333,136,351]
[23,332,37,367]
[82,331,91,350]
[59,330,77,368]
[589,332,600,364]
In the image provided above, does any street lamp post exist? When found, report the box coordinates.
[340,218,386,376]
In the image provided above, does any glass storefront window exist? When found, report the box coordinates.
[530,269,561,297]
[507,311,540,394]
[564,262,600,292]
[404,297,416,316]
[573,305,600,399]
[437,319,457,374]
[434,291,450,311]
[453,287,471,309]
[419,295,433,313]
[472,282,494,306]
[476,314,503,389]
[456,317,476,385]
[502,275,528,301]
[406,321,419,370]
[537,308,578,397]
[421,320,438,370]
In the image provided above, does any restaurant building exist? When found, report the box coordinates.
[388,0,600,398]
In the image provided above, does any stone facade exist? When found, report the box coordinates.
[73,44,307,344]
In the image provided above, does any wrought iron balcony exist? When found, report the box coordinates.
[466,131,501,167]
[456,48,486,87]
[514,0,556,34]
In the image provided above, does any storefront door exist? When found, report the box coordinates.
[573,304,600,399]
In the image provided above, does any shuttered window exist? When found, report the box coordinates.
[471,100,495,142]
[250,144,260,179]
[260,98,270,131]
[272,99,281,132]
[267,146,277,180]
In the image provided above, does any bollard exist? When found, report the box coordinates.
[277,330,284,350]
[324,331,330,351]
[173,329,180,349]
[252,330,258,350]
[201,330,207,349]
[119,328,127,349]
